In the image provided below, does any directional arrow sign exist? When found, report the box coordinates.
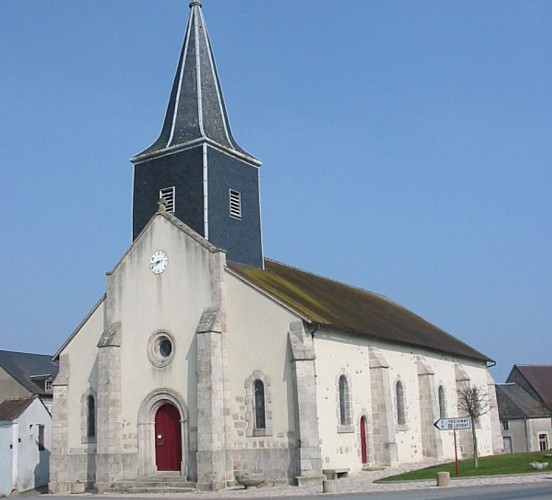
[434,417,472,430]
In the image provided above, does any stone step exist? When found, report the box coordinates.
[125,486,196,494]
[107,477,196,494]
[362,465,385,472]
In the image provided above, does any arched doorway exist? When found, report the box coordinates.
[137,389,188,477]
[360,416,368,464]
[155,403,182,471]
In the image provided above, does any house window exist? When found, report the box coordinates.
[396,381,406,425]
[254,380,266,429]
[45,379,53,393]
[539,433,549,451]
[87,395,96,439]
[159,186,175,213]
[502,420,509,431]
[229,189,242,219]
[438,385,446,419]
[38,425,45,451]
[244,371,272,437]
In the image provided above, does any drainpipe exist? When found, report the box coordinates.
[310,324,320,378]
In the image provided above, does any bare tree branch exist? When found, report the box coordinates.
[457,383,491,469]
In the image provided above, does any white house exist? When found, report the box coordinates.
[0,396,51,497]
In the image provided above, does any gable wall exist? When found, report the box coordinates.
[113,217,215,438]
[0,368,29,404]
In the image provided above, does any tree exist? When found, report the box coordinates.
[457,383,491,468]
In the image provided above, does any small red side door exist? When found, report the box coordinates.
[360,417,368,464]
[155,403,182,471]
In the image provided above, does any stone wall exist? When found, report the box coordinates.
[231,447,296,484]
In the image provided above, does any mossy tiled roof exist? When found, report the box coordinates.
[227,259,491,363]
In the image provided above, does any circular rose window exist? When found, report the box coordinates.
[147,331,176,368]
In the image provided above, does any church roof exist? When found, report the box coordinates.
[495,383,551,420]
[0,350,58,398]
[227,259,492,363]
[0,396,37,421]
[132,1,259,166]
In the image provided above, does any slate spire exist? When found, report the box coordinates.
[132,0,259,165]
[131,2,264,268]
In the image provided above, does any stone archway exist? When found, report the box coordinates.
[137,388,188,477]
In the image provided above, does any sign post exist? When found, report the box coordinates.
[453,429,458,477]
[434,417,472,477]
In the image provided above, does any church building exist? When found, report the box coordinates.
[49,1,503,493]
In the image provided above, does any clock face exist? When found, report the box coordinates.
[150,250,168,274]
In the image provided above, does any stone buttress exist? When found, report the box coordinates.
[195,249,233,490]
[486,371,504,454]
[454,363,472,457]
[416,356,443,459]
[368,347,398,465]
[48,354,70,494]
[288,321,324,486]
[94,321,123,492]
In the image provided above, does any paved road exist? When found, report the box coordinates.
[333,483,552,499]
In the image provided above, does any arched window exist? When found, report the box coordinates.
[244,371,272,437]
[339,375,350,426]
[254,379,266,429]
[438,385,447,419]
[396,381,405,425]
[87,395,96,438]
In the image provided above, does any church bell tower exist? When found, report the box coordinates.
[131,0,263,268]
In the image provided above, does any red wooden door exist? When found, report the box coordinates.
[155,404,182,471]
[360,417,368,464]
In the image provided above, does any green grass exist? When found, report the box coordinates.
[378,451,551,481]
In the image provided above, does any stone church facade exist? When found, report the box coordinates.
[49,1,502,493]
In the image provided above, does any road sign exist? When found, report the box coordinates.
[434,417,471,430]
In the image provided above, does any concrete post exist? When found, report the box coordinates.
[436,471,450,486]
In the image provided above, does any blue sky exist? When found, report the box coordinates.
[1,1,550,382]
